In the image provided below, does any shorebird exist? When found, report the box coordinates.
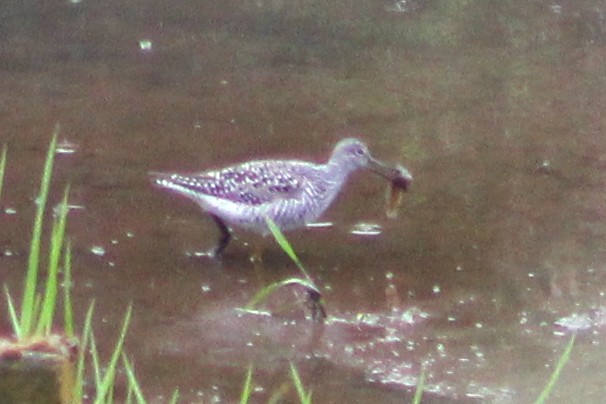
[151,138,412,257]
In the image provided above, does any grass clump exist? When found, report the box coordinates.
[1,129,172,403]
[3,127,72,340]
[20,129,60,338]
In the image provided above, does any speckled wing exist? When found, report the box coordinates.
[152,160,311,206]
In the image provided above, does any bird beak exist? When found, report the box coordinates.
[367,158,413,191]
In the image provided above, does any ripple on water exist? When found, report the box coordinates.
[555,306,606,333]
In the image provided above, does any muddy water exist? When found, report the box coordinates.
[2,0,606,402]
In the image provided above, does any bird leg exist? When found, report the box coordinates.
[209,214,231,257]
[306,288,327,322]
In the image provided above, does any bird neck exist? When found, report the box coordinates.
[324,159,357,185]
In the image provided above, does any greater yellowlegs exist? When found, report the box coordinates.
[151,138,412,257]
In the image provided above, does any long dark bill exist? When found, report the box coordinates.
[367,158,413,191]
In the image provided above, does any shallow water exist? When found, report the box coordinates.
[2,0,606,402]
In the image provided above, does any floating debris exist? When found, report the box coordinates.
[139,39,153,52]
[186,250,213,258]
[305,221,334,229]
[385,0,420,13]
[350,222,382,236]
[90,246,106,256]
[52,203,84,217]
[55,139,78,155]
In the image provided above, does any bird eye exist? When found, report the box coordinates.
[355,147,365,156]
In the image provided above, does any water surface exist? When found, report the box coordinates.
[2,0,606,402]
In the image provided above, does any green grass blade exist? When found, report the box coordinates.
[37,185,71,335]
[265,217,313,281]
[0,143,6,202]
[289,362,312,404]
[4,285,21,337]
[95,304,133,403]
[21,126,59,338]
[244,278,318,310]
[169,389,180,404]
[62,239,74,337]
[245,279,293,309]
[267,382,290,404]
[32,292,42,329]
[122,353,147,404]
[412,366,426,404]
[265,217,301,264]
[534,334,576,404]
[89,328,102,391]
[74,301,95,404]
[239,365,254,404]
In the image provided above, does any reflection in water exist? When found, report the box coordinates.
[1,0,606,402]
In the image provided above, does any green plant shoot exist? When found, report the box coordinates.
[95,304,133,403]
[534,333,576,404]
[20,126,59,338]
[412,366,426,404]
[239,365,254,404]
[265,217,313,282]
[36,184,71,335]
[0,143,6,201]
[290,362,312,404]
